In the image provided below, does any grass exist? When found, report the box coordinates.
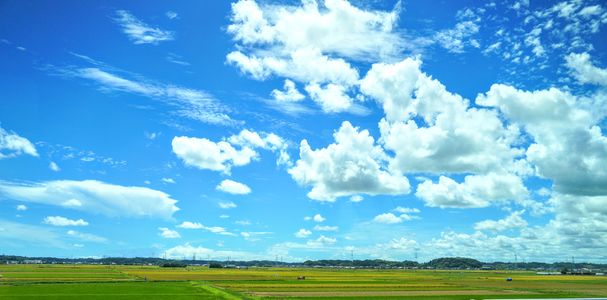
[1,264,607,299]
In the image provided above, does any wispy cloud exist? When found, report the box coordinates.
[67,230,107,243]
[0,179,179,219]
[51,59,240,126]
[166,53,190,66]
[114,10,174,45]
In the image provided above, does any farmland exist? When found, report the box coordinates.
[1,264,607,299]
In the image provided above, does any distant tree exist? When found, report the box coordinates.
[161,262,187,268]
[209,263,223,268]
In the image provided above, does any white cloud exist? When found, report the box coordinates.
[163,243,267,261]
[69,67,237,126]
[393,207,420,214]
[165,11,178,20]
[172,136,256,173]
[474,211,528,232]
[271,79,305,102]
[434,13,480,53]
[373,213,404,224]
[177,221,204,229]
[218,201,237,209]
[361,57,524,175]
[289,121,410,201]
[349,195,363,202]
[226,0,403,113]
[62,199,82,207]
[16,204,27,211]
[227,0,402,61]
[0,219,66,248]
[158,227,181,239]
[166,53,190,66]
[173,128,288,174]
[313,225,338,231]
[423,193,607,262]
[313,214,325,223]
[565,52,607,86]
[43,216,89,227]
[476,84,607,196]
[0,180,179,219]
[202,225,235,236]
[308,235,337,246]
[216,179,252,195]
[66,230,107,243]
[241,231,272,241]
[294,228,311,238]
[177,221,235,236]
[161,177,176,184]
[304,82,361,114]
[416,173,528,208]
[0,126,38,159]
[115,10,174,44]
[49,161,60,172]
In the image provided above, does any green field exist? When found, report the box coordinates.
[1,264,607,299]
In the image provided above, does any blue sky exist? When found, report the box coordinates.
[1,0,607,262]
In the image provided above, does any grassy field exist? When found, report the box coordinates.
[1,264,607,299]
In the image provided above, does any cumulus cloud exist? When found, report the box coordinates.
[308,235,337,246]
[226,0,403,113]
[172,136,257,173]
[289,121,410,201]
[361,57,524,175]
[158,227,181,239]
[313,214,325,223]
[425,193,607,262]
[474,211,528,232]
[416,173,528,208]
[114,10,174,44]
[476,84,607,196]
[16,204,27,211]
[0,126,38,159]
[173,128,288,174]
[304,82,360,114]
[43,216,89,227]
[271,79,305,102]
[374,212,412,224]
[565,52,607,86]
[216,179,252,195]
[177,221,204,229]
[294,228,311,238]
[0,180,179,219]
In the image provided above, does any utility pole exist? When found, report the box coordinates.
[572,256,575,273]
